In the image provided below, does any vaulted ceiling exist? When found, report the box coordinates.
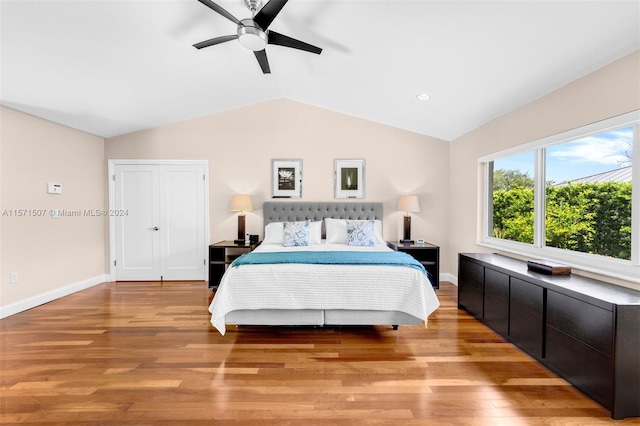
[1,0,638,141]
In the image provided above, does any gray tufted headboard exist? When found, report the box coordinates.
[263,201,383,236]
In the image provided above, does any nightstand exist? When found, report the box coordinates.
[387,241,440,289]
[208,240,260,291]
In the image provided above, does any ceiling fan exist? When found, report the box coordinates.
[193,0,322,74]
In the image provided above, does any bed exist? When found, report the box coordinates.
[208,201,440,335]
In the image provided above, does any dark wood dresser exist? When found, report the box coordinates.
[458,253,640,420]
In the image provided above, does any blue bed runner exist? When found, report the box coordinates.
[231,250,429,277]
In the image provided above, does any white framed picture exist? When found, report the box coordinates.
[334,159,365,199]
[272,159,302,198]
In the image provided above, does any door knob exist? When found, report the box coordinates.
[150,226,159,231]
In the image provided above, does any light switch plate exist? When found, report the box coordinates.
[47,183,62,194]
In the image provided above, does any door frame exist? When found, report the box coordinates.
[107,159,210,281]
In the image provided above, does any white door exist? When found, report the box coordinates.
[159,164,207,280]
[114,164,161,280]
[112,162,207,281]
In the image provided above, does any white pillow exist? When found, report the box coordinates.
[263,221,322,245]
[325,217,348,244]
[325,218,384,244]
[309,221,322,244]
[263,222,284,244]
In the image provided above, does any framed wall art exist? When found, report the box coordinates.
[272,159,302,198]
[334,159,365,198]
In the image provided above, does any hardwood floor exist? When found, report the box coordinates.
[0,281,636,425]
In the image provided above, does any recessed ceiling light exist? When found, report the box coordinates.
[416,93,431,101]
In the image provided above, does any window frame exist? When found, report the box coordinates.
[479,110,640,283]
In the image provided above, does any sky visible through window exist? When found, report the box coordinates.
[494,125,633,183]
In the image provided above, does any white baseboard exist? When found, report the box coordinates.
[0,274,108,319]
[440,273,458,285]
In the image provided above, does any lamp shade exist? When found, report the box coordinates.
[230,194,253,212]
[397,195,420,213]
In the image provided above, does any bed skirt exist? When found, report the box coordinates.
[224,308,422,328]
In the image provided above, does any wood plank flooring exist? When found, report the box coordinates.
[0,281,636,425]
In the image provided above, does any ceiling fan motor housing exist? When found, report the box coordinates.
[237,18,267,51]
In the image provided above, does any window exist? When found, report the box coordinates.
[481,111,639,282]
[490,152,535,244]
[545,127,633,260]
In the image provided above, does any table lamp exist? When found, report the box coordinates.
[230,194,253,244]
[397,195,420,244]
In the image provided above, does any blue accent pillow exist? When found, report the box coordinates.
[346,220,375,246]
[283,220,310,247]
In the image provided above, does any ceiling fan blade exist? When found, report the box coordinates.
[196,0,241,25]
[254,50,271,74]
[253,0,287,30]
[193,34,237,49]
[267,31,322,54]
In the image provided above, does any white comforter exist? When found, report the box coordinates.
[208,243,440,335]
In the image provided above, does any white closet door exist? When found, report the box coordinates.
[114,164,161,281]
[160,164,206,280]
[113,162,207,281]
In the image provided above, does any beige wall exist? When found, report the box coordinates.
[449,50,640,286]
[0,106,107,311]
[105,99,451,272]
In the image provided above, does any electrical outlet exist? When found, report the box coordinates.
[10,272,18,284]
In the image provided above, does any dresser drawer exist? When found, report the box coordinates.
[459,284,483,319]
[547,290,613,355]
[509,277,544,359]
[546,326,613,408]
[459,257,483,291]
[483,268,509,337]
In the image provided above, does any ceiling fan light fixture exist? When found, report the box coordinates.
[237,19,267,51]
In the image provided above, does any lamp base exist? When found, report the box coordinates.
[237,214,246,243]
[402,215,412,244]
[234,239,246,245]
